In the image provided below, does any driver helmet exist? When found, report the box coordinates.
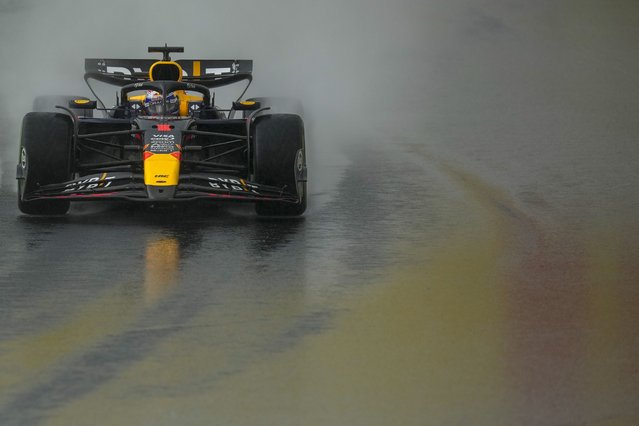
[143,90,179,116]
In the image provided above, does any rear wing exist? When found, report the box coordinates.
[86,58,252,76]
[84,58,253,88]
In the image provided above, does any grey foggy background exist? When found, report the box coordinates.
[2,2,639,424]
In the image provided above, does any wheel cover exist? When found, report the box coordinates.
[18,147,28,199]
[295,150,304,173]
[295,149,305,201]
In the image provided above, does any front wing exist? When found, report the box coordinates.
[24,172,300,204]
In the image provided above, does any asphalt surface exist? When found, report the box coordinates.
[1,1,639,425]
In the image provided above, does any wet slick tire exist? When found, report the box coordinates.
[17,112,72,215]
[253,114,307,217]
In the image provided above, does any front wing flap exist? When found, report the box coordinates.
[26,172,299,204]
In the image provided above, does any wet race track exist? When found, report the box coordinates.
[2,1,639,425]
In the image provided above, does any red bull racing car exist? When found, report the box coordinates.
[16,45,307,216]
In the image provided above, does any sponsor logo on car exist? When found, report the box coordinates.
[63,174,116,192]
[208,176,260,194]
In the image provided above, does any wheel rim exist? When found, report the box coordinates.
[18,147,28,199]
[20,147,27,170]
[295,150,304,173]
[295,149,305,202]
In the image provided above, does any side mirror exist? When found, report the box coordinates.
[69,98,97,109]
[232,100,261,111]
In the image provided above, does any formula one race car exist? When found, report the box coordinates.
[16,45,307,216]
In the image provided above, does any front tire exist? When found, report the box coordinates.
[253,114,307,217]
[17,112,72,215]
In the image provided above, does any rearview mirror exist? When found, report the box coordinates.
[69,98,97,109]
